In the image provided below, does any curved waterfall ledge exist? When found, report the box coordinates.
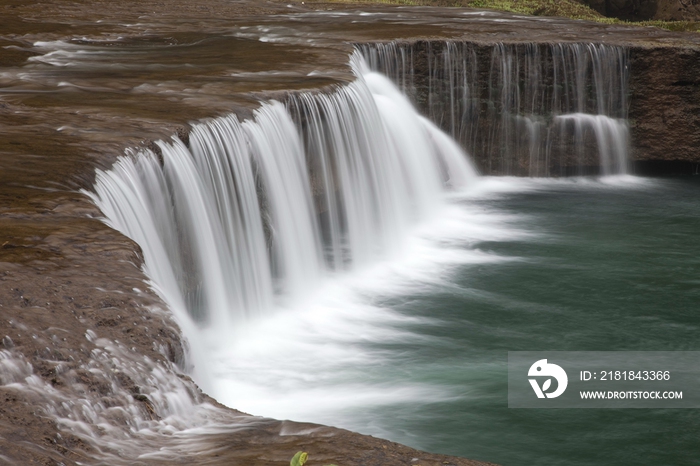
[85,50,477,444]
[359,41,631,176]
[80,42,638,462]
[4,0,700,463]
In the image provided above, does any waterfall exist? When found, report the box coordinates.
[88,52,477,340]
[359,41,630,176]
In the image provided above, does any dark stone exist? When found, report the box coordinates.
[632,159,700,175]
[176,125,191,147]
[578,0,700,20]
[146,139,165,167]
[628,46,700,164]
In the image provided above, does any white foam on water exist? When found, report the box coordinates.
[203,185,531,430]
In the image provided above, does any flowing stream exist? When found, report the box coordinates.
[86,46,699,466]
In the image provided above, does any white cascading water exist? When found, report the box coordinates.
[88,51,477,400]
[81,44,636,449]
[359,41,630,176]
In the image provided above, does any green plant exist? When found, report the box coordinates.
[290,451,338,466]
[291,452,309,466]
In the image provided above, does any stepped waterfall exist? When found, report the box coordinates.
[5,0,699,458]
[359,42,630,176]
[88,44,632,426]
[89,51,477,381]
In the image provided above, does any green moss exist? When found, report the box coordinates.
[633,19,700,32]
[306,0,700,32]
[469,0,603,19]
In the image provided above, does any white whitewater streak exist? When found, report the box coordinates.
[243,103,324,299]
[88,51,477,369]
[555,113,629,176]
[0,336,258,466]
[359,41,631,176]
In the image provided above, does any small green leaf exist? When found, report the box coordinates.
[291,451,308,466]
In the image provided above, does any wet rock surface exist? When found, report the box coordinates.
[629,45,700,165]
[1,0,700,464]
